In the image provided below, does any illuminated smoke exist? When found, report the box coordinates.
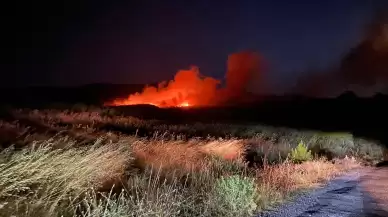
[107,51,265,107]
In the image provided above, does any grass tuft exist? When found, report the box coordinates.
[212,175,258,217]
[0,138,132,217]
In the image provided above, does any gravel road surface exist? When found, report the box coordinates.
[258,168,388,217]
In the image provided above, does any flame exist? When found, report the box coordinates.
[106,51,265,108]
[107,66,220,108]
[178,102,190,107]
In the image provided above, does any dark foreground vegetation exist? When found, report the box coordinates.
[0,85,387,216]
[0,103,385,217]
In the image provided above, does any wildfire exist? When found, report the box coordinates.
[178,102,190,107]
[106,51,264,108]
[106,66,221,108]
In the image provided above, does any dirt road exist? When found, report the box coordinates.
[258,168,388,217]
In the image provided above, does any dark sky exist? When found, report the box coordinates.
[0,0,385,89]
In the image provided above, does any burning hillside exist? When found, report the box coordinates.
[106,51,265,108]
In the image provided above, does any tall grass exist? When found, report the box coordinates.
[0,108,380,216]
[13,109,385,163]
[0,135,362,217]
[0,137,132,217]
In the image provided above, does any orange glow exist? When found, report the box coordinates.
[106,51,265,108]
[106,66,221,108]
[178,102,190,107]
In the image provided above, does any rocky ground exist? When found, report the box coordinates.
[259,167,388,217]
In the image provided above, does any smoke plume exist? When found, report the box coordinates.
[107,51,265,107]
[294,10,388,97]
[224,51,264,100]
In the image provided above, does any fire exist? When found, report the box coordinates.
[106,51,265,108]
[107,66,220,108]
[178,102,190,107]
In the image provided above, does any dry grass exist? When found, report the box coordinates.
[254,157,361,210]
[0,108,379,217]
[199,139,245,160]
[11,109,385,163]
[129,137,360,214]
[132,139,246,173]
[132,140,210,173]
[17,109,153,128]
[0,138,133,217]
[0,134,363,217]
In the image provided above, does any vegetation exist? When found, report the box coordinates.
[0,107,383,217]
[289,141,312,163]
[212,175,258,216]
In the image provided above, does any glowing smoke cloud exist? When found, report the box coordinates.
[107,51,265,107]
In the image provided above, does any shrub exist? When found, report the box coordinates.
[212,175,257,217]
[289,141,312,163]
[245,140,292,167]
[308,134,354,159]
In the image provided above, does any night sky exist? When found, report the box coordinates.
[0,0,385,92]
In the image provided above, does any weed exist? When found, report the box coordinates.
[289,141,312,163]
[212,175,258,217]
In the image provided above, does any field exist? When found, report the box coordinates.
[0,105,384,217]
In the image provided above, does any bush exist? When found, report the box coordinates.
[289,141,312,163]
[212,175,257,217]
[245,140,292,167]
